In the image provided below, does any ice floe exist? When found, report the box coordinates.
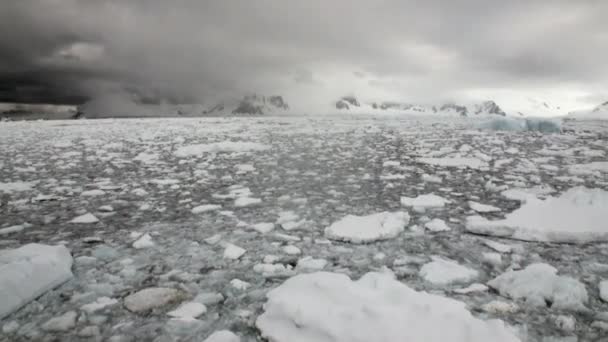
[175,141,269,157]
[419,256,479,285]
[0,244,73,319]
[324,211,409,243]
[466,187,608,243]
[256,271,520,342]
[488,263,588,311]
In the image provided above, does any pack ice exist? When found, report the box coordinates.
[256,271,520,342]
[0,244,73,318]
[466,187,608,244]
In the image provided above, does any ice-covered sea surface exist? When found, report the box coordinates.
[1,115,608,341]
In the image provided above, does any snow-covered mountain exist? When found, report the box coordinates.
[335,97,506,116]
[568,101,608,120]
[510,98,564,117]
[177,95,290,116]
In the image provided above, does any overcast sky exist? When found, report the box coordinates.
[1,0,607,112]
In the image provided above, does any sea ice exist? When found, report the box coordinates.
[400,194,449,210]
[469,201,501,213]
[175,141,269,157]
[466,187,608,243]
[0,244,73,319]
[256,271,520,342]
[69,213,100,224]
[425,218,451,232]
[203,330,240,342]
[324,211,409,243]
[223,244,246,260]
[191,204,222,214]
[488,263,588,311]
[419,257,479,285]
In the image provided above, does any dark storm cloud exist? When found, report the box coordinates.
[0,0,606,108]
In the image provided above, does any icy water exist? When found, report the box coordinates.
[1,116,607,341]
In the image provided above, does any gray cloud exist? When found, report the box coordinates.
[1,0,606,110]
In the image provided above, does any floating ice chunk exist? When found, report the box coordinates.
[482,300,519,314]
[80,297,119,314]
[132,233,155,249]
[282,245,301,255]
[41,311,77,332]
[191,204,222,214]
[568,162,608,176]
[251,222,275,234]
[204,234,222,245]
[600,280,608,302]
[133,152,158,164]
[230,279,251,291]
[235,164,255,173]
[254,263,295,278]
[175,141,269,157]
[466,187,608,244]
[453,283,489,294]
[417,157,488,170]
[167,302,207,319]
[234,197,262,207]
[0,181,35,193]
[0,244,73,319]
[0,223,30,236]
[482,252,503,266]
[488,263,588,311]
[69,213,99,224]
[81,189,105,197]
[401,194,450,209]
[223,244,246,260]
[469,201,501,213]
[425,218,451,232]
[382,160,400,167]
[324,211,409,244]
[124,288,184,312]
[422,174,442,183]
[420,257,479,286]
[482,240,514,254]
[203,330,240,342]
[296,257,327,272]
[256,271,520,342]
[193,292,224,305]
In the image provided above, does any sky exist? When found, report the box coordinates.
[1,0,607,114]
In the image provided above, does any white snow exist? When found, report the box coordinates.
[0,244,73,319]
[256,271,520,342]
[132,233,155,249]
[223,244,246,260]
[466,187,608,243]
[69,213,99,224]
[191,204,222,214]
[175,141,269,157]
[488,263,588,310]
[203,330,240,342]
[424,218,451,232]
[417,157,488,170]
[482,239,514,253]
[324,211,409,243]
[420,257,479,286]
[400,194,450,210]
[600,280,608,302]
[167,302,207,319]
[469,201,501,213]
